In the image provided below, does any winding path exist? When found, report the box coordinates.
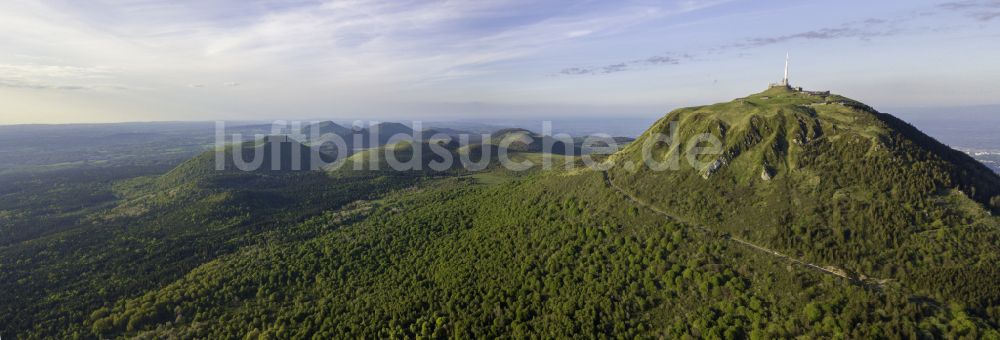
[600,170,884,288]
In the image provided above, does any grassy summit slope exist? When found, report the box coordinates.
[610,87,1000,307]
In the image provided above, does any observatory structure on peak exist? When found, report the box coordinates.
[769,53,803,91]
[764,54,829,95]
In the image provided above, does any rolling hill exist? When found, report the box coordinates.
[0,138,427,338]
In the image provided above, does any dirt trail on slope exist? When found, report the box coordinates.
[600,170,885,289]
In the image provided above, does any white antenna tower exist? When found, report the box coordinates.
[783,53,789,86]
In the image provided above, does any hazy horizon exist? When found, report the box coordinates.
[2,102,998,133]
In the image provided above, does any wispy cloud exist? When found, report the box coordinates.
[0,63,122,90]
[555,1,999,77]
[1,0,998,123]
[558,53,688,75]
[939,0,1000,10]
[732,27,896,49]
[555,15,901,76]
[0,79,86,90]
[0,1,732,87]
[940,0,1000,21]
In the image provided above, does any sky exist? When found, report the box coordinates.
[1,0,999,124]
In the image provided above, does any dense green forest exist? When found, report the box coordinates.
[0,142,427,338]
[4,164,1000,338]
[9,169,997,338]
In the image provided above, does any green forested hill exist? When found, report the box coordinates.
[609,87,1000,315]
[0,141,426,338]
[336,140,466,173]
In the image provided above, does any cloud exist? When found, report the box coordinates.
[738,27,892,48]
[0,0,742,125]
[0,0,733,88]
[557,63,626,76]
[557,53,689,76]
[553,0,1000,77]
[972,12,1000,20]
[939,0,1000,10]
[558,67,594,75]
[724,15,909,50]
[0,63,111,79]
[641,55,682,65]
[601,63,628,74]
[939,0,1000,21]
[554,11,903,76]
[4,0,996,123]
[0,79,85,90]
[0,63,118,90]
